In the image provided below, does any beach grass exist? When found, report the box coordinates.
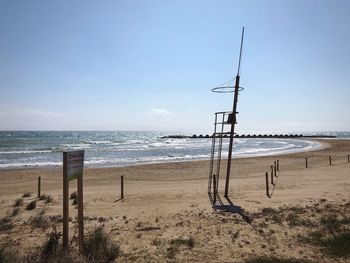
[83,227,120,262]
[26,200,36,210]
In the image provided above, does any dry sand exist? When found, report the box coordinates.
[0,139,350,262]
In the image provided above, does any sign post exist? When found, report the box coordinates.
[63,150,84,250]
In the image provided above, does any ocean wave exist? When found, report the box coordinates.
[61,143,91,150]
[0,161,62,168]
[84,140,112,145]
[0,150,53,154]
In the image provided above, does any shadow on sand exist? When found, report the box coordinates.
[211,194,253,224]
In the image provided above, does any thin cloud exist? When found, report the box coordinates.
[146,108,172,117]
[14,109,64,118]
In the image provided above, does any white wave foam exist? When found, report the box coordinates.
[0,161,62,168]
[85,140,112,145]
[0,150,53,154]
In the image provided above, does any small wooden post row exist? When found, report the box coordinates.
[38,176,41,198]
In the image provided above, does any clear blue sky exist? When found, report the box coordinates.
[0,0,349,133]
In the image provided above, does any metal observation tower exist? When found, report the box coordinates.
[208,27,245,206]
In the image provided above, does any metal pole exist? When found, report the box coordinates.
[213,174,217,204]
[225,75,240,197]
[63,152,69,249]
[38,176,41,198]
[224,27,245,198]
[121,176,124,199]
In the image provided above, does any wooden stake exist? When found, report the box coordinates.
[121,175,124,199]
[274,161,277,177]
[265,172,270,198]
[277,160,279,172]
[38,176,41,198]
[306,157,308,169]
[329,155,332,166]
[270,165,274,185]
[63,152,69,249]
[348,154,349,163]
[77,176,84,252]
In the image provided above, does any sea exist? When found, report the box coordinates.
[0,131,349,169]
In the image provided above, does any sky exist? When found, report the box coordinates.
[0,0,349,133]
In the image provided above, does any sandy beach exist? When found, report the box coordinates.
[1,138,350,262]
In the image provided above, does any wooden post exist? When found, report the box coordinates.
[329,155,332,166]
[306,157,308,168]
[274,161,277,177]
[121,175,124,199]
[270,165,274,185]
[348,154,349,163]
[38,176,41,198]
[213,174,216,204]
[77,176,84,252]
[277,160,279,172]
[63,152,69,249]
[265,172,270,198]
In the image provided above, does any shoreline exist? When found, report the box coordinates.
[0,138,329,172]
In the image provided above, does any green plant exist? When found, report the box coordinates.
[245,256,312,263]
[286,213,315,227]
[262,207,283,224]
[0,245,18,263]
[22,192,31,198]
[39,194,54,204]
[0,216,13,231]
[170,237,195,248]
[41,229,61,260]
[322,231,350,257]
[152,238,162,246]
[320,214,340,233]
[83,227,120,262]
[70,191,78,206]
[340,216,350,224]
[29,214,48,228]
[70,191,77,200]
[262,207,277,215]
[26,200,36,210]
[11,208,20,217]
[166,245,178,259]
[13,198,23,207]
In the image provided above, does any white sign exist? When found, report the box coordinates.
[66,150,84,181]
